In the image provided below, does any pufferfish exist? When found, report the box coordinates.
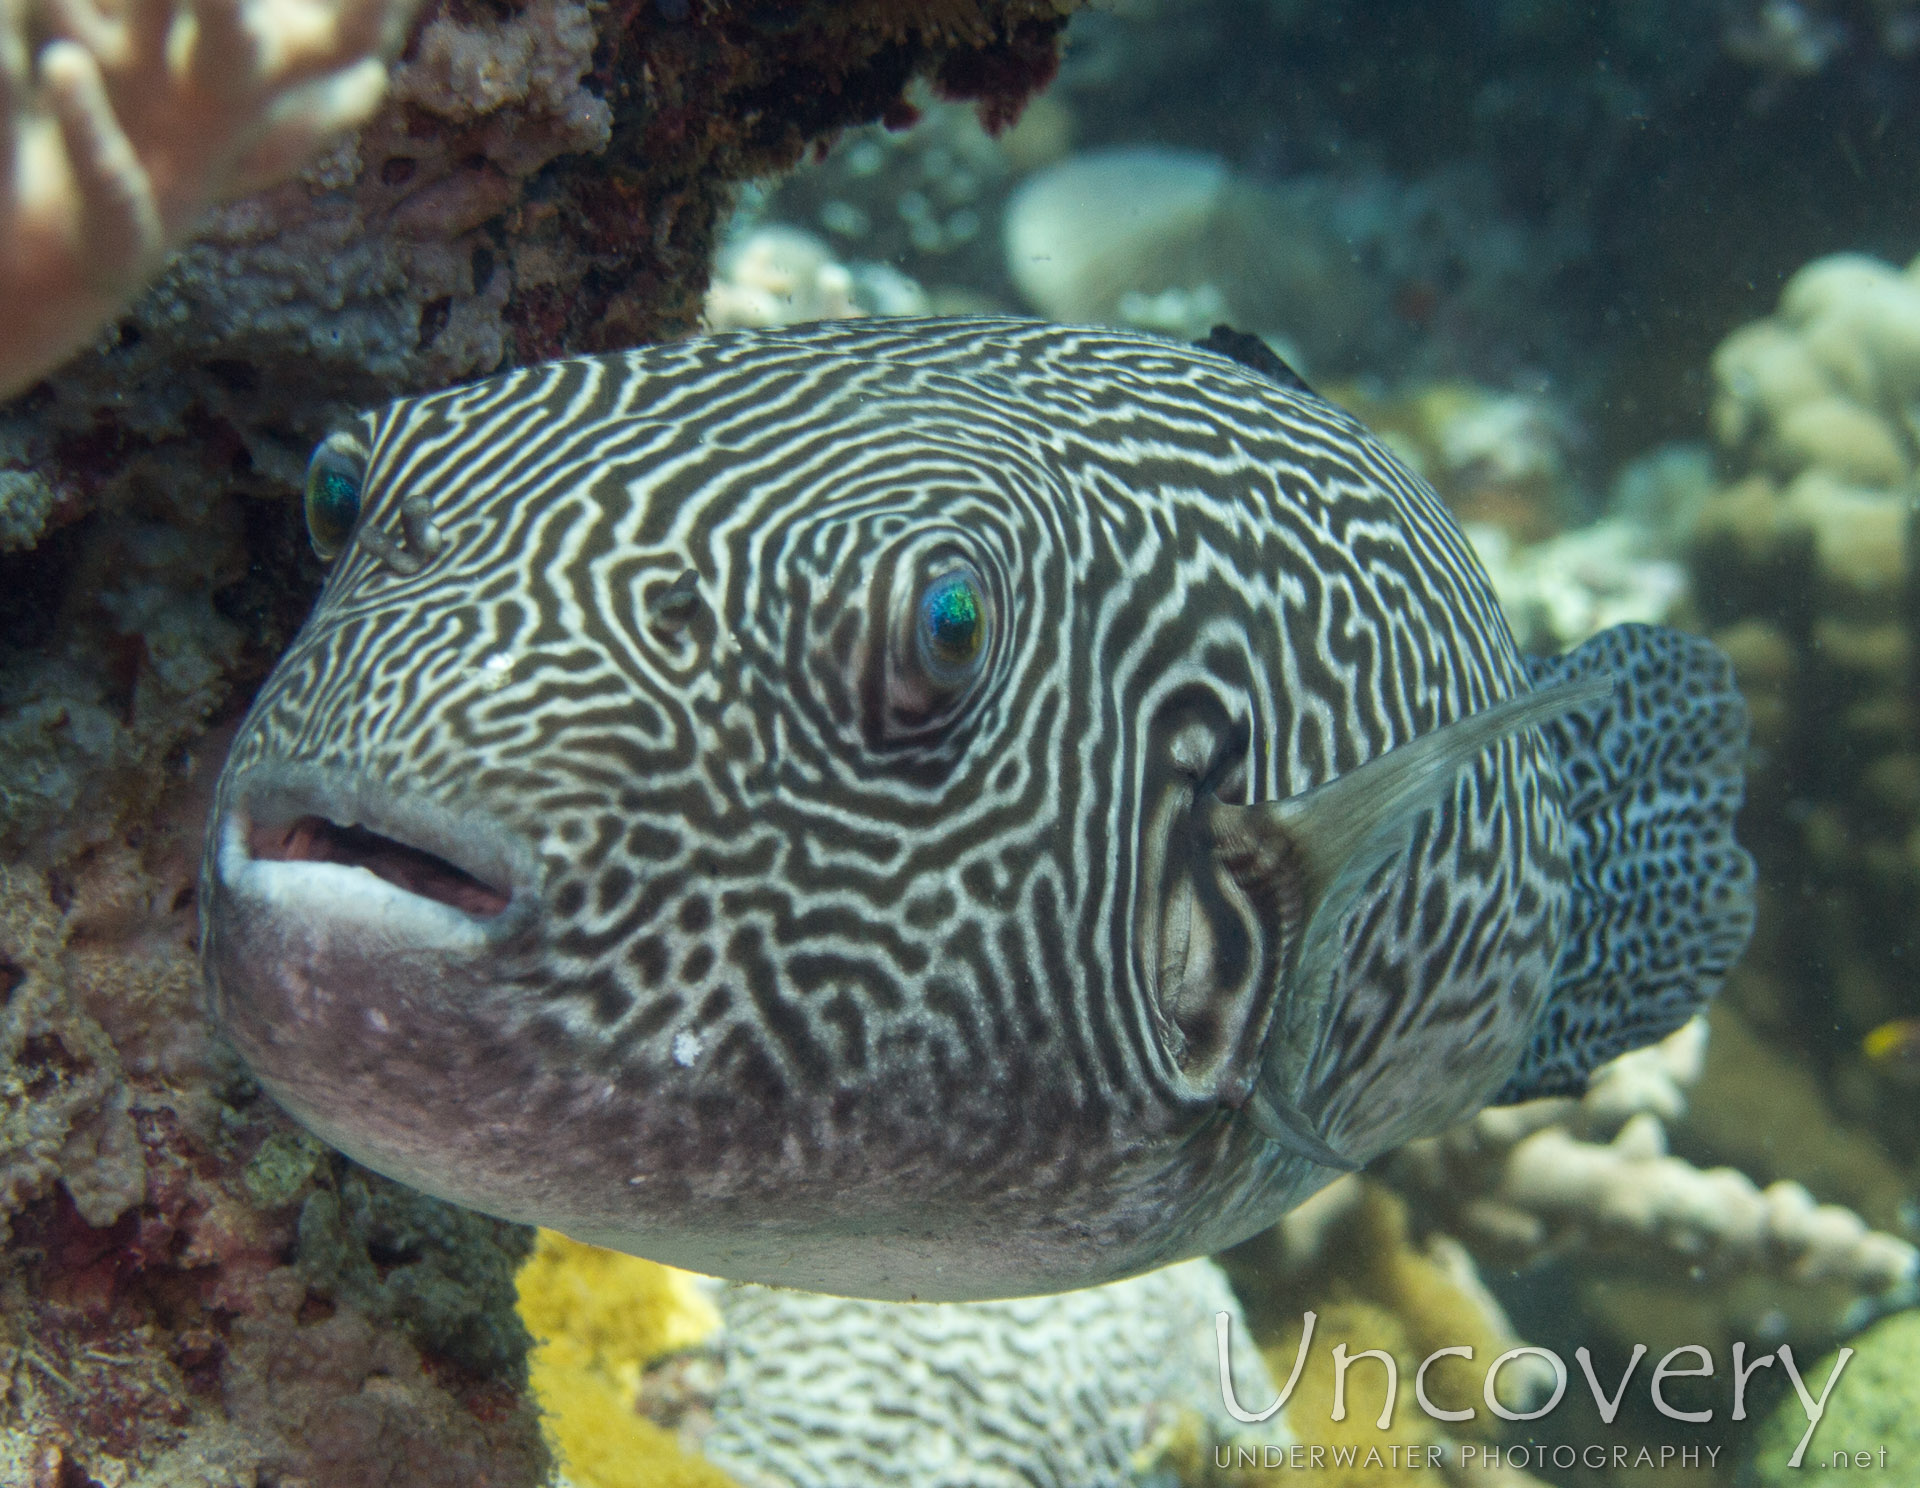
[201,319,1755,1302]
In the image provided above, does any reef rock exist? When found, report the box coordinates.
[0,2,1084,1482]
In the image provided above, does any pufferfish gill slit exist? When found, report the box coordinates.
[200,317,1756,1302]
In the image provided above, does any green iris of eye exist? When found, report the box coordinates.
[303,444,364,561]
[921,573,983,670]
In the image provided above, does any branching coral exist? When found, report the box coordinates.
[1378,1021,1918,1298]
[0,0,422,398]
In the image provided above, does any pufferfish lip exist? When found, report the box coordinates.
[217,763,538,950]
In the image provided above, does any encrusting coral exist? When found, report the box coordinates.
[1746,1307,1920,1483]
[0,0,421,399]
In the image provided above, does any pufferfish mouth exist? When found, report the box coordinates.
[249,816,512,917]
[216,764,534,949]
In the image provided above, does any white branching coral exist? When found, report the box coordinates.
[1379,1020,1920,1296]
[0,0,420,397]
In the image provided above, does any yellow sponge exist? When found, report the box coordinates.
[516,1230,737,1488]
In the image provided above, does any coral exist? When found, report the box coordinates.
[1687,249,1920,1168]
[1039,0,1920,440]
[1711,253,1920,494]
[1746,1308,1920,1482]
[0,0,1082,875]
[0,3,1090,1480]
[991,139,1566,382]
[0,444,247,861]
[1372,1014,1917,1396]
[1683,1002,1914,1236]
[0,467,58,551]
[1380,1020,1916,1298]
[703,224,928,331]
[1000,144,1394,366]
[703,1259,1285,1488]
[1467,521,1688,657]
[1453,1114,1908,1290]
[294,1161,536,1380]
[1221,1178,1554,1486]
[1315,379,1696,654]
[1199,1014,1914,1477]
[0,0,420,399]
[1335,381,1582,544]
[1002,144,1231,325]
[762,91,1028,305]
[519,1228,719,1369]
[516,1231,732,1488]
[0,865,128,1239]
[706,225,863,329]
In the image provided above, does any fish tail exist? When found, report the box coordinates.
[1493,622,1757,1104]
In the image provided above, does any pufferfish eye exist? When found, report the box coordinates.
[303,434,368,561]
[916,569,988,684]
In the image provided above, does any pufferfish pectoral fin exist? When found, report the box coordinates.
[1207,669,1617,1167]
[1243,1089,1362,1170]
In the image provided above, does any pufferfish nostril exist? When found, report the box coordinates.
[647,569,704,631]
